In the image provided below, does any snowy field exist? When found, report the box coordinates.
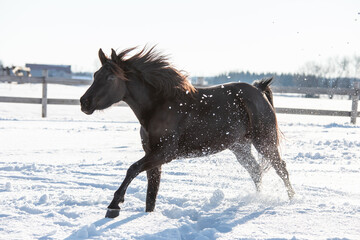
[0,83,359,240]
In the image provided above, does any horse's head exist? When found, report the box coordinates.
[80,49,127,115]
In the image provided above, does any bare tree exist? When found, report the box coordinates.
[353,55,360,81]
[300,61,322,77]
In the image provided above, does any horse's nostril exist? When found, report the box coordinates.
[80,97,90,107]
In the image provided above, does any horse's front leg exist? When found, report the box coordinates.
[146,166,161,212]
[105,151,172,218]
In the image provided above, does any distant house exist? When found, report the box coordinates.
[25,64,72,78]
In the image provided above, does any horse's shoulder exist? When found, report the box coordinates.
[141,101,181,134]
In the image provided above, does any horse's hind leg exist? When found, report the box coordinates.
[253,141,295,199]
[230,143,262,191]
[145,166,161,212]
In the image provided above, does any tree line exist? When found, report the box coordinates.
[202,55,360,89]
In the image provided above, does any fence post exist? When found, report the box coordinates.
[351,81,359,124]
[42,70,48,118]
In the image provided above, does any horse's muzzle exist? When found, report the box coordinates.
[80,96,95,115]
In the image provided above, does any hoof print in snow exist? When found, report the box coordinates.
[105,208,120,218]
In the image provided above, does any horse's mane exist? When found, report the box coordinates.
[113,46,196,99]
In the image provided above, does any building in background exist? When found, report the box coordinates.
[1,66,31,77]
[25,64,71,78]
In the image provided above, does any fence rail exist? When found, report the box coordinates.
[0,96,80,105]
[0,74,359,124]
[275,108,357,117]
[271,86,358,96]
[272,84,360,124]
[0,75,91,85]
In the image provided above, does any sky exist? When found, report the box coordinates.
[0,0,359,76]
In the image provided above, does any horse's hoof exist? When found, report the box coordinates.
[105,208,120,218]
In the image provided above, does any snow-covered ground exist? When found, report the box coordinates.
[0,83,359,239]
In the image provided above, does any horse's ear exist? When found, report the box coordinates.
[111,48,118,63]
[98,48,107,65]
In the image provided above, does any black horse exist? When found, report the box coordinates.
[80,47,295,218]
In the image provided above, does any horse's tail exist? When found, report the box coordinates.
[250,77,282,146]
[252,77,274,107]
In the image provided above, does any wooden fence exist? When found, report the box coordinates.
[0,71,93,118]
[272,84,359,124]
[0,73,359,124]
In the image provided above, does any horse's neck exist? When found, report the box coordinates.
[123,82,154,126]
